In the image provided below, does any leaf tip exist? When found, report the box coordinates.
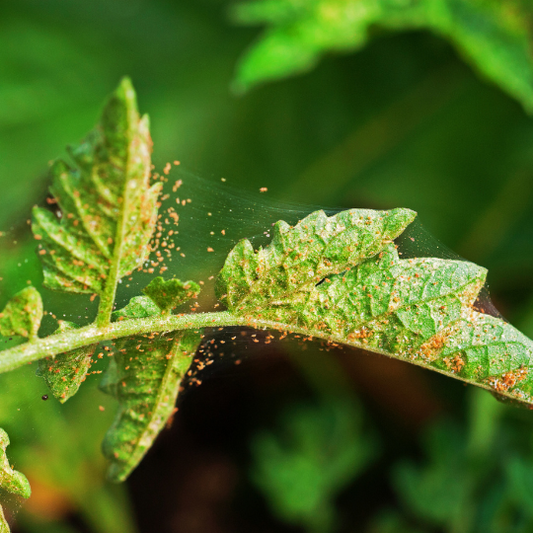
[143,277,201,312]
[384,208,417,240]
[115,76,136,102]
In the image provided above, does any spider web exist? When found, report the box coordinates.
[0,163,501,362]
[0,164,504,529]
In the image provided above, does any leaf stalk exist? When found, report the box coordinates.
[0,310,529,409]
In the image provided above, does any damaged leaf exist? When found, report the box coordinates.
[32,77,161,324]
[218,214,533,405]
[111,295,161,321]
[143,277,201,312]
[100,329,203,482]
[36,321,97,403]
[0,287,42,340]
[0,428,30,533]
[216,207,416,312]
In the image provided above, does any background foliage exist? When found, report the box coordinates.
[2,0,533,531]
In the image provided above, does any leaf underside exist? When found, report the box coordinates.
[0,428,30,533]
[100,329,203,482]
[232,0,533,113]
[37,321,97,403]
[218,208,533,406]
[101,291,203,482]
[0,287,42,340]
[32,77,161,295]
[143,276,201,312]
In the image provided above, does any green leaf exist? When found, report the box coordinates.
[111,295,161,320]
[0,428,30,533]
[142,277,201,312]
[218,208,533,406]
[393,421,474,528]
[36,321,97,403]
[0,508,7,533]
[100,329,203,482]
[0,287,42,340]
[251,398,377,532]
[216,207,416,311]
[31,78,162,324]
[0,429,30,498]
[232,0,533,112]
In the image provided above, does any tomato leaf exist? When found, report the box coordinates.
[216,207,416,312]
[100,329,203,482]
[232,0,533,112]
[218,209,533,405]
[0,287,42,340]
[112,295,161,321]
[143,277,201,312]
[0,428,30,533]
[36,321,97,403]
[32,77,161,324]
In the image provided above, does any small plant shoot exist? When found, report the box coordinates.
[1,78,532,531]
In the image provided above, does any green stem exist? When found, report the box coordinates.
[95,186,130,328]
[96,281,118,328]
[0,311,526,406]
[0,311,239,374]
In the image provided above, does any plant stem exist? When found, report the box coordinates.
[0,311,239,374]
[96,283,118,328]
[0,310,524,406]
[95,174,130,328]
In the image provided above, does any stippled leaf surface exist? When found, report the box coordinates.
[232,0,533,112]
[100,329,203,482]
[143,277,201,312]
[216,207,416,312]
[36,321,97,403]
[111,295,161,320]
[0,508,7,533]
[0,287,42,340]
[218,210,533,405]
[0,428,30,533]
[32,77,161,296]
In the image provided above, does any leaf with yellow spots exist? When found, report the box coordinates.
[111,295,161,321]
[216,207,416,313]
[3,70,533,504]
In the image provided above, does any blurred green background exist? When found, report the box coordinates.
[2,0,533,531]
